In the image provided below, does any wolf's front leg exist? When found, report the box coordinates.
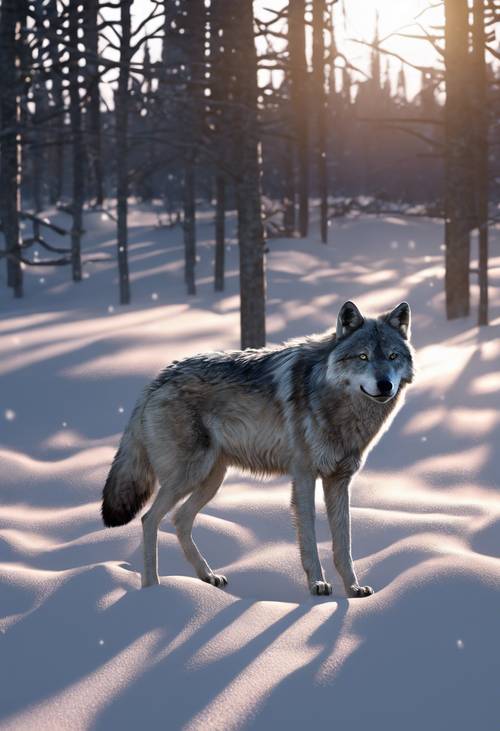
[291,471,331,596]
[322,460,373,599]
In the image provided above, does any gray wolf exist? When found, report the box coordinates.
[102,301,414,598]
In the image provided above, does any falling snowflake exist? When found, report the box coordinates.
[4,409,16,421]
[99,639,104,646]
[39,277,45,284]
[456,639,464,650]
[421,436,427,442]
[62,421,67,428]
[108,305,115,314]
[118,406,124,414]
[151,292,159,301]
[408,240,416,250]
[424,255,431,263]
[390,241,398,249]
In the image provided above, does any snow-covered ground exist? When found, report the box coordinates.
[1,206,499,730]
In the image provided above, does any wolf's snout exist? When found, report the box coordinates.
[377,379,393,395]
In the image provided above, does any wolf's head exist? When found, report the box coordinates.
[327,301,414,403]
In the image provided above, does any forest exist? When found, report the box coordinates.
[1,0,499,345]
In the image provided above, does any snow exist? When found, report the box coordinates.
[1,206,499,730]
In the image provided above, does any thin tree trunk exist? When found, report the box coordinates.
[444,0,471,319]
[84,0,103,206]
[312,0,328,244]
[115,0,131,304]
[183,160,196,295]
[68,0,83,282]
[210,0,229,291]
[283,134,296,235]
[472,0,489,326]
[182,0,205,296]
[214,173,225,291]
[0,0,23,297]
[47,0,64,204]
[231,1,266,348]
[288,0,309,238]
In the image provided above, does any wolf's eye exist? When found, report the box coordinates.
[359,353,368,360]
[389,352,398,360]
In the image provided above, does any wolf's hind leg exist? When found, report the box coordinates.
[172,460,228,588]
[322,461,373,599]
[291,471,331,596]
[141,472,190,588]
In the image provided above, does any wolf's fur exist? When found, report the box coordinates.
[102,301,414,597]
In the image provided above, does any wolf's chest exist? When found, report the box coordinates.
[304,404,385,473]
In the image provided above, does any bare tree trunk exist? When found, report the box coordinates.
[47,0,64,204]
[472,0,489,326]
[214,173,225,291]
[444,0,471,319]
[288,0,309,238]
[183,160,196,295]
[0,0,23,297]
[181,0,205,297]
[282,134,296,235]
[115,0,131,304]
[68,0,83,282]
[312,0,328,244]
[231,1,266,348]
[84,0,104,206]
[210,0,229,291]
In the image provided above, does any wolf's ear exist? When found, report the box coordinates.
[386,302,411,339]
[336,301,364,338]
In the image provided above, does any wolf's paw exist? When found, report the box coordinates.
[203,573,228,589]
[311,580,332,596]
[348,584,374,598]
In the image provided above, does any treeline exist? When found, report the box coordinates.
[0,1,499,346]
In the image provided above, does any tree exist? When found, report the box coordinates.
[288,0,309,237]
[115,0,132,305]
[0,0,23,297]
[312,0,328,243]
[84,0,104,206]
[46,0,65,205]
[68,0,84,282]
[471,0,489,325]
[229,1,266,348]
[210,0,230,291]
[181,0,205,296]
[444,0,472,319]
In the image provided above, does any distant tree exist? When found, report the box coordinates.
[471,0,489,326]
[288,0,309,237]
[181,0,205,296]
[0,0,23,297]
[68,0,84,282]
[210,0,230,291]
[46,0,65,205]
[84,0,104,207]
[444,0,472,319]
[115,0,132,305]
[312,0,328,243]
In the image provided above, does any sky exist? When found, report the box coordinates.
[255,0,445,99]
[117,0,499,104]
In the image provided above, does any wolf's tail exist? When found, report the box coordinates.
[102,409,156,527]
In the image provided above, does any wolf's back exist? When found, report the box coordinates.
[102,404,156,527]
